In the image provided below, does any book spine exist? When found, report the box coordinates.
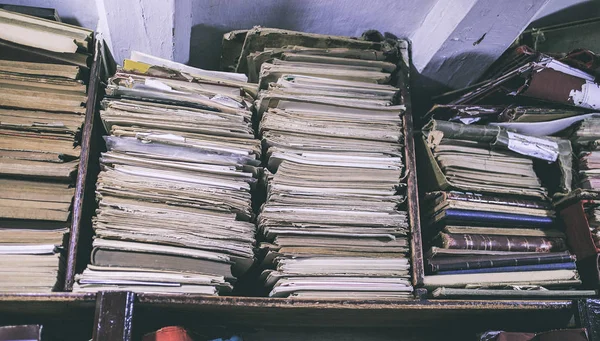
[437,233,568,253]
[429,253,575,272]
[439,209,555,228]
[436,262,576,275]
[445,191,550,209]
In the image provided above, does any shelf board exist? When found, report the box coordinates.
[0,293,96,317]
[136,295,575,328]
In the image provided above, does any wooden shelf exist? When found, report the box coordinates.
[134,295,575,329]
[0,293,596,340]
[0,293,96,340]
[11,36,593,341]
[0,293,96,316]
[136,294,573,311]
[130,297,574,341]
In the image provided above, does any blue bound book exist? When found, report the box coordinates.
[437,208,555,228]
[436,262,576,275]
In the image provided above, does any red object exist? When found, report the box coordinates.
[142,326,193,341]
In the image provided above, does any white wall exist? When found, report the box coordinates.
[96,0,180,64]
[1,0,438,69]
[531,0,599,27]
[1,0,186,64]
[0,0,98,29]
[4,0,594,90]
[188,0,437,69]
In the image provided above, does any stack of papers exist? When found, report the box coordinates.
[419,119,575,198]
[74,52,260,295]
[0,221,67,293]
[582,200,600,249]
[0,8,91,68]
[232,28,413,299]
[0,9,93,292]
[419,120,586,297]
[571,117,600,191]
[569,117,600,250]
[417,43,600,299]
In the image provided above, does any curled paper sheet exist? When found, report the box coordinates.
[491,113,600,136]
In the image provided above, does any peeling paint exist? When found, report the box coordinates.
[569,82,600,109]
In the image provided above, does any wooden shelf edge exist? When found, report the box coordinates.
[134,295,575,329]
[0,293,97,318]
[0,292,96,303]
[136,294,572,311]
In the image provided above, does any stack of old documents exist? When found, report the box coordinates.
[73,52,260,295]
[571,117,600,192]
[0,9,92,292]
[568,117,600,249]
[228,27,413,299]
[418,119,595,299]
[421,44,600,298]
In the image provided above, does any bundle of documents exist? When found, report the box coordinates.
[571,117,600,191]
[0,221,67,293]
[582,201,600,249]
[227,28,414,299]
[0,9,93,292]
[74,52,260,295]
[424,104,589,126]
[567,117,600,251]
[437,44,600,111]
[419,120,592,298]
[0,8,91,68]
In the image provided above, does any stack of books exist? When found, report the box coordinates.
[419,119,593,298]
[73,52,260,295]
[0,9,92,292]
[230,27,413,299]
[569,117,600,248]
[572,117,600,192]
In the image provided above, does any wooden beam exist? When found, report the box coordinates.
[411,0,550,92]
[576,299,600,341]
[93,292,135,341]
